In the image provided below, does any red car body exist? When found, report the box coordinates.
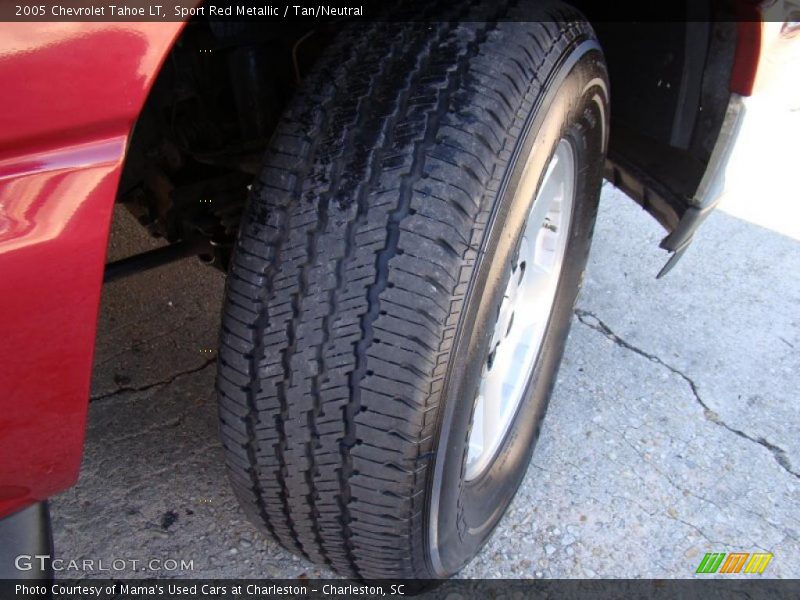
[0,22,186,518]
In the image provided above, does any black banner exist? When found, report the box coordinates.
[3,579,800,600]
[0,0,795,23]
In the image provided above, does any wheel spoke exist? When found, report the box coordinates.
[470,393,485,456]
[481,383,501,452]
[521,263,551,301]
[465,139,575,481]
[525,179,557,243]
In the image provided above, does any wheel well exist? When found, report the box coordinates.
[113,9,737,277]
[574,1,738,234]
[114,18,332,272]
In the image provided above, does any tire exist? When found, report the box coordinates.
[217,2,608,579]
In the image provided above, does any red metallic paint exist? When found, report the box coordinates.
[0,23,187,518]
[731,13,763,97]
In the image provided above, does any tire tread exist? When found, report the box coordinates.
[218,2,593,578]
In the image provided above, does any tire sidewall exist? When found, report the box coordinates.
[426,41,609,577]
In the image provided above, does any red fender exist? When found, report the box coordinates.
[0,22,188,518]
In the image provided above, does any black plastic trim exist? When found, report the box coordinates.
[0,502,53,580]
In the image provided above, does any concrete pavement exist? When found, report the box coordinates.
[50,98,800,579]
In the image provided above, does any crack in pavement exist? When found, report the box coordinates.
[90,357,217,402]
[574,308,800,481]
[593,421,794,545]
